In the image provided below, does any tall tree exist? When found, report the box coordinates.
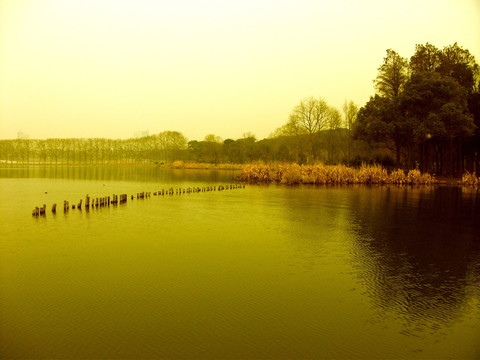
[342,100,359,160]
[374,49,409,100]
[438,42,479,93]
[326,107,342,163]
[353,95,410,167]
[410,42,441,74]
[203,134,223,164]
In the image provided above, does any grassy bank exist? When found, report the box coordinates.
[239,163,444,185]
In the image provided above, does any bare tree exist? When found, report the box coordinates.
[289,97,330,161]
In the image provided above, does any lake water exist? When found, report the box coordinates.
[1,166,479,359]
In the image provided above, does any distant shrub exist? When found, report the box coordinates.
[357,164,388,184]
[280,163,302,184]
[240,162,272,182]
[462,172,479,186]
[388,169,406,184]
[407,169,421,183]
[172,160,184,169]
[418,172,434,185]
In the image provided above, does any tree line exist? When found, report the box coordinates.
[1,42,478,176]
[0,131,188,165]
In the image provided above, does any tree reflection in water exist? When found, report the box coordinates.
[348,185,480,334]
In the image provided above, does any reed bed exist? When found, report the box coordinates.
[240,163,436,185]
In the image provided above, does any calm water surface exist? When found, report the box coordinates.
[1,166,479,359]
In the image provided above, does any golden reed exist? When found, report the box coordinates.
[239,163,437,185]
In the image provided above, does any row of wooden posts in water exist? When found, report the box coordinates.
[32,183,245,217]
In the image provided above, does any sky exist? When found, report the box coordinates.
[1,0,479,141]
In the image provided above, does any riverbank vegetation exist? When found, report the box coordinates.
[239,163,436,185]
[1,42,478,178]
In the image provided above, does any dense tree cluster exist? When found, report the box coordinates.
[353,43,479,176]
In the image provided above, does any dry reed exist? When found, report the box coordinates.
[239,163,437,185]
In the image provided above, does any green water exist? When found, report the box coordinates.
[1,166,479,359]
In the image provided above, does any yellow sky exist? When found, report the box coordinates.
[1,0,479,141]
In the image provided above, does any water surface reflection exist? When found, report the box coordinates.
[0,165,239,183]
[347,186,480,336]
[1,168,479,359]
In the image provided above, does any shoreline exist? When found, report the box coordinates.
[0,162,476,187]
